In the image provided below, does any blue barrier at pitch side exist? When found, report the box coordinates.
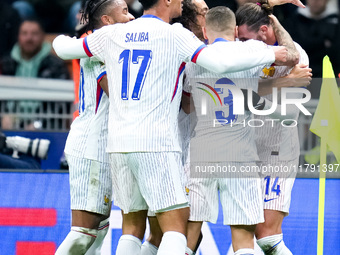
[0,172,339,254]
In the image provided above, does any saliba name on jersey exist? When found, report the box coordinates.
[125,32,149,43]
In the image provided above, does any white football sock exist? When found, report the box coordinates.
[116,235,142,255]
[55,226,97,255]
[157,231,186,255]
[141,241,158,255]
[257,234,292,255]
[234,248,254,255]
[85,218,110,255]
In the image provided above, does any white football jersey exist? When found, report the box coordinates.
[64,58,109,163]
[184,38,272,162]
[255,42,309,161]
[83,15,205,153]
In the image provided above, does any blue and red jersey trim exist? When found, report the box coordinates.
[95,71,106,114]
[98,221,110,230]
[79,67,85,113]
[191,44,206,63]
[74,230,97,238]
[83,37,93,57]
[171,62,186,102]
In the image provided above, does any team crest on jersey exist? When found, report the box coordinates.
[185,186,190,195]
[261,66,276,78]
[104,195,110,206]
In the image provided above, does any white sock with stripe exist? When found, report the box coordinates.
[85,218,110,254]
[257,234,292,255]
[157,231,186,255]
[55,226,97,255]
[141,241,158,255]
[234,248,254,255]
[116,235,142,255]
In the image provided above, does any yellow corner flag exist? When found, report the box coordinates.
[310,56,340,255]
[310,56,340,163]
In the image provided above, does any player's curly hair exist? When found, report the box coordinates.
[81,0,115,32]
[171,0,200,31]
[235,0,273,32]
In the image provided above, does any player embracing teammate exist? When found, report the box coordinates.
[53,0,309,254]
[236,1,311,254]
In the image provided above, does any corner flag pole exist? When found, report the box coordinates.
[312,55,340,254]
[317,138,327,255]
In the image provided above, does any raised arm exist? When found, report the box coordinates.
[270,15,299,66]
[53,35,89,60]
[195,43,287,74]
[268,0,305,8]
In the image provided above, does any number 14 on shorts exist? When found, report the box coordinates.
[264,176,281,202]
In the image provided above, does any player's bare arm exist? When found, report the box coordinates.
[181,92,195,114]
[258,64,312,96]
[287,64,313,80]
[268,0,305,8]
[54,33,279,74]
[270,15,299,66]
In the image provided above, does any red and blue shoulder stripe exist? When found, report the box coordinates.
[95,71,106,113]
[191,45,206,63]
[171,62,186,102]
[83,37,93,57]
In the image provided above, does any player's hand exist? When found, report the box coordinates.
[268,0,305,8]
[286,64,313,87]
[273,46,288,65]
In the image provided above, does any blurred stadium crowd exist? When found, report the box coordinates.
[1,0,339,95]
[0,0,339,169]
